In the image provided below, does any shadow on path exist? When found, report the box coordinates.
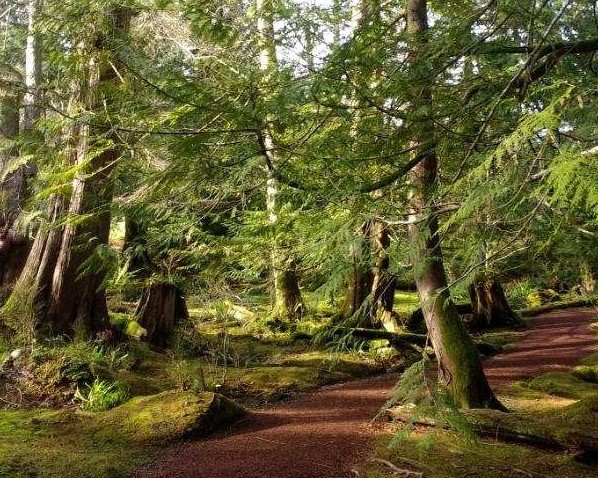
[131,307,598,478]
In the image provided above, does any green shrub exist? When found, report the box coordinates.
[506,280,537,309]
[74,378,129,411]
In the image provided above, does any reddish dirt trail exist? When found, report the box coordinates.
[130,374,399,478]
[130,307,597,478]
[484,307,597,389]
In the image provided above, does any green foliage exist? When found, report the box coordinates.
[505,280,537,310]
[74,378,129,411]
[380,358,475,447]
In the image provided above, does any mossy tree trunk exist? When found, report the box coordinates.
[136,282,189,347]
[405,0,503,410]
[2,6,132,339]
[467,276,521,328]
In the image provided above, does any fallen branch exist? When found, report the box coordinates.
[369,458,424,477]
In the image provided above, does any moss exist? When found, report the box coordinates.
[527,372,598,399]
[110,313,147,339]
[549,395,598,438]
[0,391,244,478]
[361,430,593,478]
[573,365,598,383]
[394,291,420,316]
[580,352,598,366]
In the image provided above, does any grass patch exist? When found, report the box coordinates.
[527,372,598,399]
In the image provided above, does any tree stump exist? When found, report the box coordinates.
[136,282,188,347]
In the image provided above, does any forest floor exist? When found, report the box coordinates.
[130,306,598,478]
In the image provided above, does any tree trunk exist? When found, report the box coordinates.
[136,282,189,347]
[370,220,398,331]
[273,259,305,320]
[1,7,132,339]
[2,195,66,339]
[0,94,27,301]
[467,276,521,329]
[405,0,503,410]
[340,220,398,330]
[257,0,305,321]
[45,146,116,336]
[341,220,375,327]
[0,0,42,302]
[44,7,132,337]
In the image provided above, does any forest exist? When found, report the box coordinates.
[1,0,598,477]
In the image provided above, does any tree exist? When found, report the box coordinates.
[404,0,503,410]
[3,4,133,339]
[0,0,42,299]
[255,0,305,321]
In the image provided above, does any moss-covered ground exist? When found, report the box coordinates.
[360,314,598,478]
[0,291,419,478]
[2,289,593,478]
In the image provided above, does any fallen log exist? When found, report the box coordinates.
[348,328,428,347]
[342,327,502,356]
[385,407,598,463]
[518,299,594,317]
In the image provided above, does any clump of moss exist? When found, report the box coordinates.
[526,372,598,399]
[0,391,244,478]
[573,365,598,384]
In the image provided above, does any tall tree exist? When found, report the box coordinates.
[0,0,42,298]
[255,0,305,321]
[405,0,503,409]
[3,4,132,338]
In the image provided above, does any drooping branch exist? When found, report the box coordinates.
[478,37,598,58]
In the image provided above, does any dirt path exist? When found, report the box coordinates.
[130,307,597,478]
[483,307,597,389]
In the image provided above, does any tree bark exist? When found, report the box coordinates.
[340,220,398,331]
[0,94,27,301]
[341,220,375,326]
[0,0,41,301]
[405,0,503,410]
[136,282,189,347]
[370,220,398,331]
[44,7,132,337]
[467,276,521,328]
[2,6,132,339]
[256,0,305,321]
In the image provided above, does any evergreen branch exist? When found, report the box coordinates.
[44,101,257,137]
[359,142,434,193]
[477,37,598,58]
